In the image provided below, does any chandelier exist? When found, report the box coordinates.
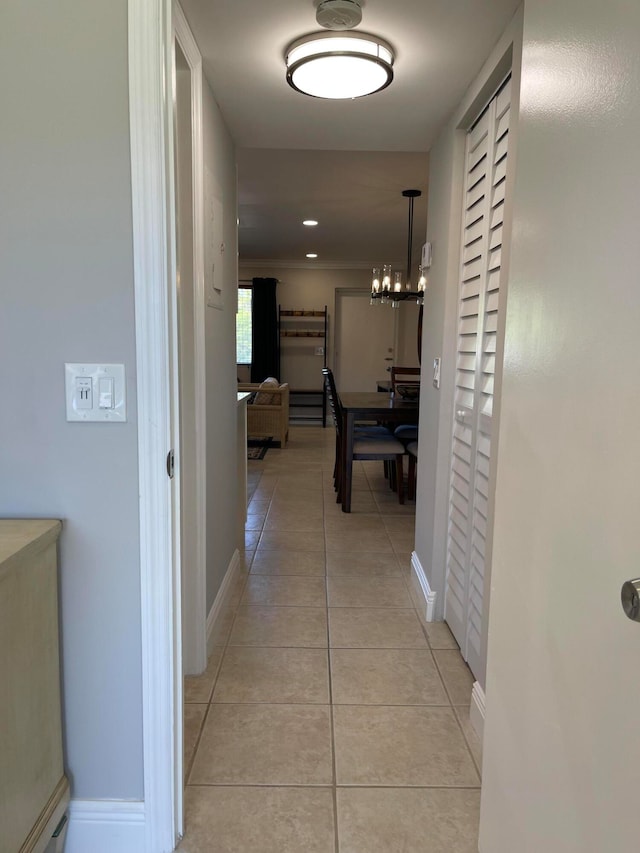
[371,189,429,308]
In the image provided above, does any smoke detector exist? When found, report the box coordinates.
[316,0,363,30]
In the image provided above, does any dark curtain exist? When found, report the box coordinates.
[250,277,278,382]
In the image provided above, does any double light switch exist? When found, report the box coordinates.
[65,364,126,422]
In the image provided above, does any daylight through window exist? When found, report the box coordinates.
[236,287,252,364]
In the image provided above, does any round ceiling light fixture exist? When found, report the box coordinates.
[285,30,394,100]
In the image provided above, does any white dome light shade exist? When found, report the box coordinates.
[286,32,394,99]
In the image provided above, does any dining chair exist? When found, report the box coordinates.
[391,365,421,395]
[322,368,406,509]
[390,365,421,443]
[406,440,418,501]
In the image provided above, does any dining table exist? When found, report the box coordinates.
[339,391,419,513]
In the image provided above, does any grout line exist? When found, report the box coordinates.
[218,781,481,788]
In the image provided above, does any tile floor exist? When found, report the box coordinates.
[178,426,481,852]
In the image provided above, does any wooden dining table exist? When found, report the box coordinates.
[340,391,419,513]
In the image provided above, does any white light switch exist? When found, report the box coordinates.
[98,377,114,409]
[433,357,441,389]
[65,364,126,422]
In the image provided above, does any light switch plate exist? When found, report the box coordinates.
[433,357,441,389]
[65,363,126,422]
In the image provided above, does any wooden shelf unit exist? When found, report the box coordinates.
[278,306,328,426]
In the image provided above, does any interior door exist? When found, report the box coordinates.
[334,289,397,391]
[444,77,512,681]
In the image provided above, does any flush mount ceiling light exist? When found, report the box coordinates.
[303,219,319,226]
[285,0,394,100]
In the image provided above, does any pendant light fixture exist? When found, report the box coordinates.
[370,189,428,308]
[285,0,394,100]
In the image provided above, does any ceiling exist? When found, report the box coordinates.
[180,0,520,267]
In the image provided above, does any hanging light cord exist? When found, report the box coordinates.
[402,188,421,286]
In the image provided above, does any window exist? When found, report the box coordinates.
[236,286,252,364]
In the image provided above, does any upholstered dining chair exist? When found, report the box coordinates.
[322,367,407,507]
[406,440,418,501]
[390,365,421,444]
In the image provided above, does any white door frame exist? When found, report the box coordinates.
[128,0,182,849]
[173,3,208,676]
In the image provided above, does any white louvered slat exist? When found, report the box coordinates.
[493,158,507,186]
[464,200,484,229]
[445,75,511,681]
[465,218,484,247]
[490,202,504,230]
[461,279,481,301]
[492,179,506,207]
[494,134,508,165]
[489,225,503,251]
[466,175,487,210]
[495,110,509,142]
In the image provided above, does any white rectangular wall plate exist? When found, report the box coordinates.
[433,357,441,389]
[65,363,126,422]
[422,241,433,269]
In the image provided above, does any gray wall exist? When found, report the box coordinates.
[0,2,143,797]
[1,1,241,799]
[202,84,239,612]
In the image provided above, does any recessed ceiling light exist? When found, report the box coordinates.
[303,219,319,226]
[306,253,318,259]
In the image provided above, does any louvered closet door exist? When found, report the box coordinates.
[445,78,511,681]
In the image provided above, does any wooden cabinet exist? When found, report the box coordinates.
[0,519,69,853]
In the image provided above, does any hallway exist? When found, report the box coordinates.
[179,425,481,852]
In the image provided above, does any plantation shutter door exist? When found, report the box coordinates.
[445,77,511,680]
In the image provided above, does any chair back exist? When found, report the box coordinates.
[322,367,343,436]
[391,365,421,395]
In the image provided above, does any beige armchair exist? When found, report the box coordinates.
[238,382,289,447]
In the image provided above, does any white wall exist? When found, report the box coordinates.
[480,0,640,849]
[0,2,143,797]
[414,11,522,624]
[203,83,239,612]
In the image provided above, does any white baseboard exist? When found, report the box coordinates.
[66,800,145,853]
[411,551,437,622]
[470,680,486,740]
[206,549,242,656]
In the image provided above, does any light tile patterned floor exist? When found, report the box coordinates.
[178,426,481,852]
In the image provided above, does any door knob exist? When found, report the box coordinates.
[621,578,640,622]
